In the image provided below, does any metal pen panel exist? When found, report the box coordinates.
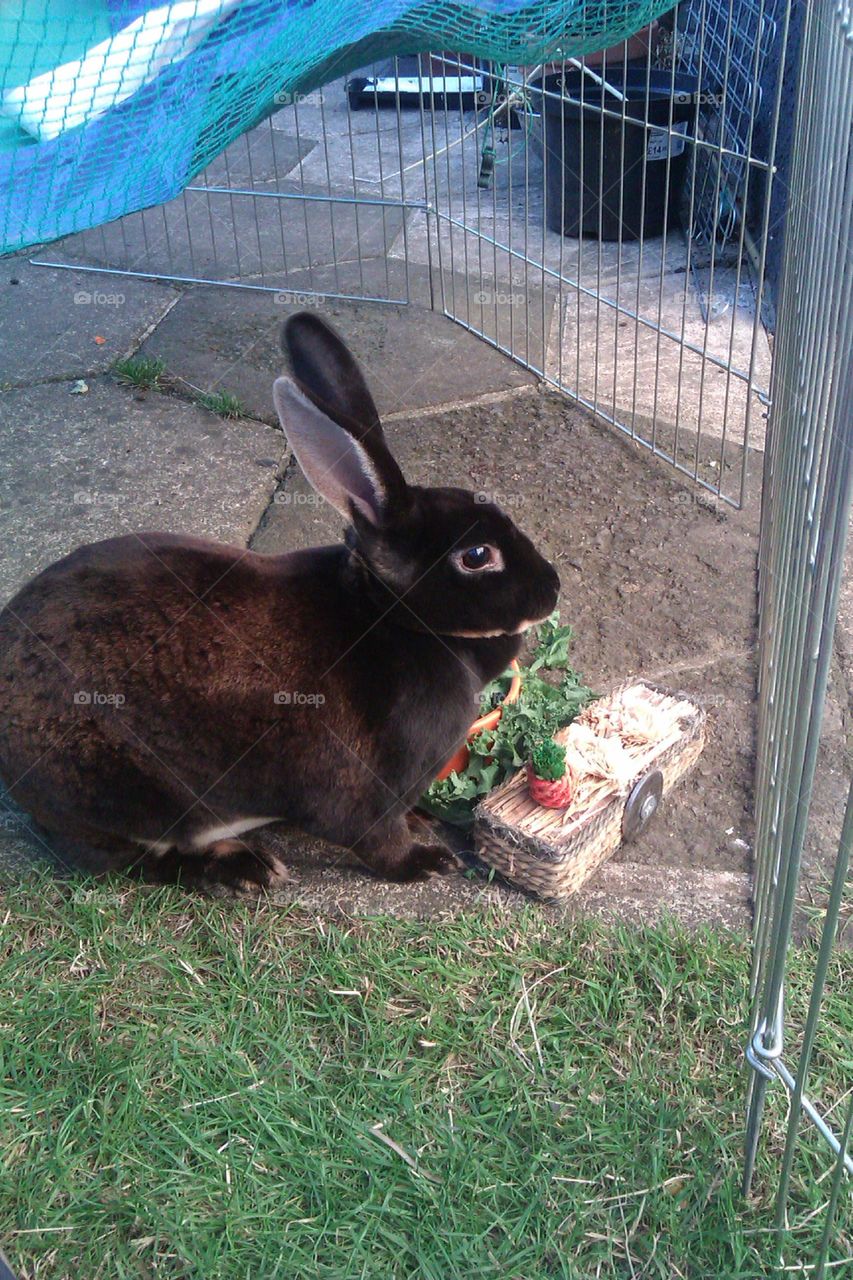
[417,6,789,506]
[742,2,853,1272]
[30,13,794,507]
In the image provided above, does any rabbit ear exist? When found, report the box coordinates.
[281,312,407,513]
[273,377,396,526]
[282,311,380,435]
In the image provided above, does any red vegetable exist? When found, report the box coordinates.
[527,761,574,810]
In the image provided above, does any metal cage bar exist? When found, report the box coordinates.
[742,0,853,1270]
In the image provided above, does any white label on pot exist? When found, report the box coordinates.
[647,120,688,162]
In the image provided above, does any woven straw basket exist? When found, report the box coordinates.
[475,680,706,900]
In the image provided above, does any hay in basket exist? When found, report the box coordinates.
[475,680,706,900]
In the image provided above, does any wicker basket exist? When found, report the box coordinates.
[474,680,706,900]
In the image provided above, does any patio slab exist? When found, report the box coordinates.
[0,376,287,600]
[0,256,180,389]
[196,127,316,188]
[135,284,538,426]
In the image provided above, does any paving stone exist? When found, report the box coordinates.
[197,127,316,188]
[0,256,180,388]
[136,285,538,427]
[0,376,287,600]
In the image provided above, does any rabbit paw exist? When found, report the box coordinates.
[206,844,292,896]
[395,842,461,882]
[146,842,292,896]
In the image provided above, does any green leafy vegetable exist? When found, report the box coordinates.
[530,738,567,781]
[419,616,592,826]
[529,610,575,672]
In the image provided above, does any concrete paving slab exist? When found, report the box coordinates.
[269,86,433,195]
[197,126,316,188]
[284,104,434,200]
[136,288,537,427]
[271,85,423,141]
[0,256,180,389]
[44,184,405,289]
[259,831,752,931]
[0,377,287,600]
[251,257,558,364]
[272,255,429,307]
[251,456,339,552]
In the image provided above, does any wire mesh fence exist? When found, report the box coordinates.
[33,1,804,508]
[31,90,430,308]
[743,0,853,1271]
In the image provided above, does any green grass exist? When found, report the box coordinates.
[110,363,246,420]
[0,870,850,1280]
[797,864,853,944]
[195,390,246,419]
[112,356,165,390]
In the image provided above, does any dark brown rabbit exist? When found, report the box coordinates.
[0,313,559,892]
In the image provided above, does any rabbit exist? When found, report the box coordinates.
[0,312,560,893]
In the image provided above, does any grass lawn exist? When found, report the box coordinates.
[0,868,850,1279]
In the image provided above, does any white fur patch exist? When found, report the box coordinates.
[137,816,278,856]
[139,839,173,855]
[444,613,551,639]
[189,817,278,849]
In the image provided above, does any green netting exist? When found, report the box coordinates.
[0,1,673,254]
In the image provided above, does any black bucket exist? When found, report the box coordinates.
[541,70,700,240]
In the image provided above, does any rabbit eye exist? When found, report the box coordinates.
[463,546,491,569]
[452,545,503,573]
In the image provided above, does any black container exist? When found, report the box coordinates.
[541,70,700,240]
